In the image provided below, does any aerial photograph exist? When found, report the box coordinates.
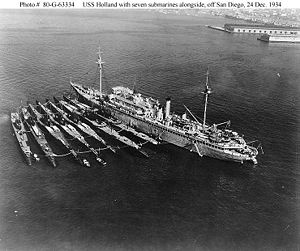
[0,6,299,251]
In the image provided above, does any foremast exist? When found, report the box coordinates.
[202,68,212,130]
[97,46,104,97]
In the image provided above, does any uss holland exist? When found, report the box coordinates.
[70,47,260,164]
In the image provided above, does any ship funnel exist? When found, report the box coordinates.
[165,98,171,118]
[157,105,163,121]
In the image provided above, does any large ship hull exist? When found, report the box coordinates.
[107,104,253,163]
[74,87,255,163]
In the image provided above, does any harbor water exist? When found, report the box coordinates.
[0,10,299,250]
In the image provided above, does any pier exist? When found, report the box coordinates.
[206,25,231,33]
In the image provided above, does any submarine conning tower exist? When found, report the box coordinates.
[165,97,171,118]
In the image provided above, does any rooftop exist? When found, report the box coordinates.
[225,23,300,30]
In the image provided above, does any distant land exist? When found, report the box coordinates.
[153,9,300,28]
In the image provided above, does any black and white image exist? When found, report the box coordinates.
[0,7,299,250]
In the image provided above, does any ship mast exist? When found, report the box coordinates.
[97,46,104,97]
[202,68,212,129]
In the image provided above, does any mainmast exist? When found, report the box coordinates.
[97,46,104,97]
[202,68,212,129]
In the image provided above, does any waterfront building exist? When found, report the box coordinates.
[224,23,300,35]
[258,33,300,43]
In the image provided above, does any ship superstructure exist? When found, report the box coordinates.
[70,48,259,164]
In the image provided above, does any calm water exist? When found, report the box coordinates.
[0,10,299,251]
